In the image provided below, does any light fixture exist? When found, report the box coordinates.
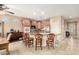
[27,16,30,18]
[41,11,45,15]
[33,12,37,16]
[69,16,73,18]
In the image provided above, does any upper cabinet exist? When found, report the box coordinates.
[21,18,31,27]
[21,18,50,33]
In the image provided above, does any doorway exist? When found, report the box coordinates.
[67,21,77,39]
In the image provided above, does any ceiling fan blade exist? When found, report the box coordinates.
[6,11,15,14]
[0,4,9,10]
[0,4,15,15]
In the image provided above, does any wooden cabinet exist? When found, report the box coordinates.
[21,18,50,33]
[36,21,42,29]
[21,19,31,27]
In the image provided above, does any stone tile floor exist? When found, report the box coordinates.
[0,39,79,55]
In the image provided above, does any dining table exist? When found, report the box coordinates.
[0,37,9,54]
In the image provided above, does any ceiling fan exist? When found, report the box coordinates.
[0,4,14,14]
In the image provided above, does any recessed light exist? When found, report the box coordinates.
[41,11,45,15]
[69,16,73,18]
[33,12,37,16]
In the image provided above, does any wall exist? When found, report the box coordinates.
[50,16,62,34]
[61,17,65,40]
[77,18,79,39]
[0,15,5,37]
[0,14,22,37]
[50,16,65,47]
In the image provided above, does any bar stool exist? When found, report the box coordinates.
[23,33,34,47]
[46,33,55,49]
[35,33,43,50]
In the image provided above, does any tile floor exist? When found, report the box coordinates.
[0,38,79,55]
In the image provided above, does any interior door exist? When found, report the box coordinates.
[67,22,77,39]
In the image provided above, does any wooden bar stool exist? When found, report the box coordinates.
[29,37,34,47]
[23,33,34,47]
[46,33,55,49]
[35,33,43,50]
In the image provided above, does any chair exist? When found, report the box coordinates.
[46,33,55,49]
[29,37,34,47]
[23,33,34,47]
[0,42,9,55]
[6,33,12,54]
[35,33,43,50]
[7,33,12,41]
[0,33,12,55]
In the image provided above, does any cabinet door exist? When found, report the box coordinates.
[21,19,31,33]
[22,19,31,27]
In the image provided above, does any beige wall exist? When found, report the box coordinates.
[50,16,62,34]
[77,19,79,39]
[50,16,65,47]
[0,14,22,37]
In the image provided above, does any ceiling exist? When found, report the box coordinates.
[5,4,79,20]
